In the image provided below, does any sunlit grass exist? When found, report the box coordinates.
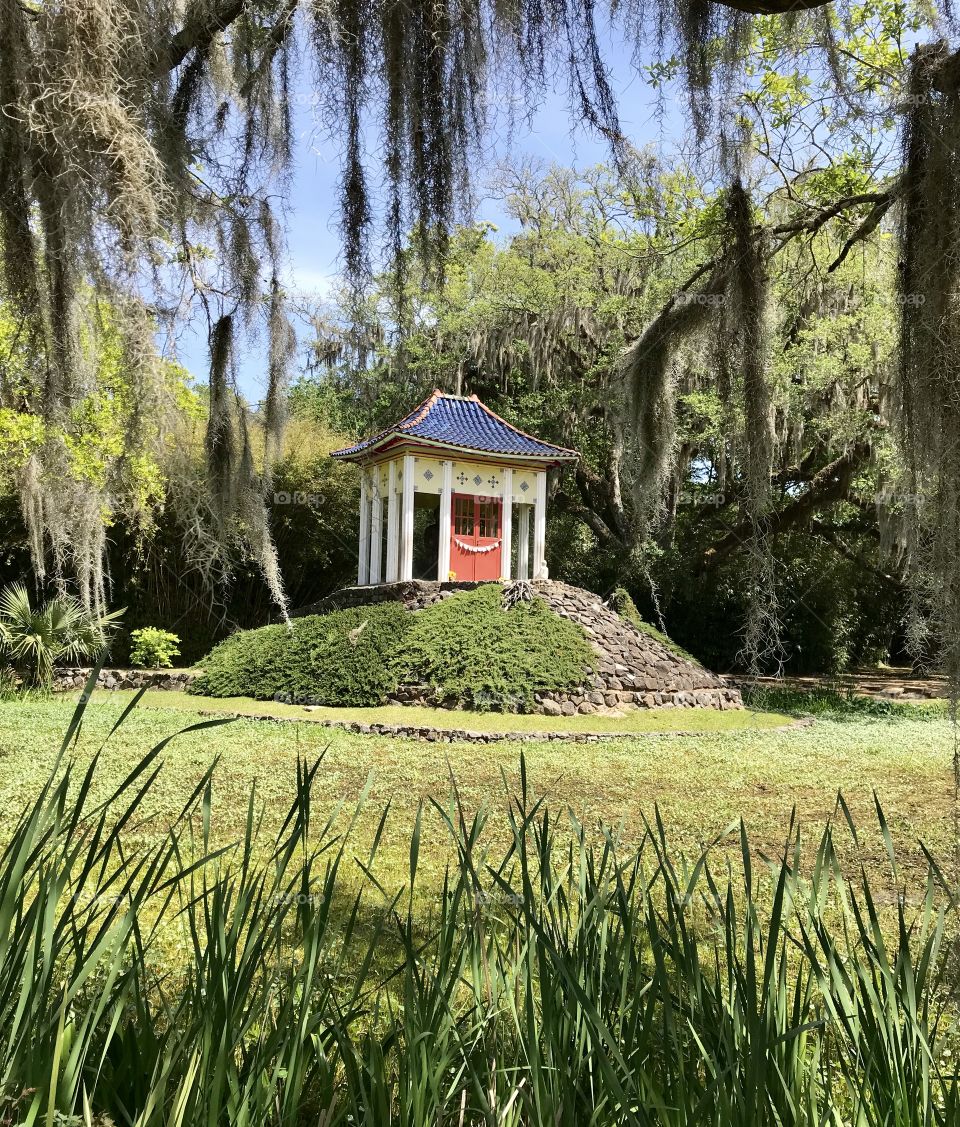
[0,690,956,1123]
[94,687,794,733]
[0,693,953,898]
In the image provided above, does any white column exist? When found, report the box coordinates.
[533,470,547,580]
[438,459,453,581]
[357,467,370,585]
[517,505,530,580]
[386,459,399,582]
[369,466,383,584]
[500,468,513,580]
[400,453,415,581]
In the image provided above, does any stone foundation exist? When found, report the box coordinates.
[295,579,743,711]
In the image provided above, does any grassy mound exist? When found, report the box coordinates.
[400,583,594,710]
[190,603,411,706]
[191,585,594,709]
[608,587,700,665]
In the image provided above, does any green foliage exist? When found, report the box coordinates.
[609,586,700,665]
[400,584,594,710]
[129,627,181,669]
[191,586,594,711]
[190,602,412,706]
[0,582,122,688]
[0,696,957,1123]
[742,683,947,721]
[302,155,913,676]
[660,530,904,675]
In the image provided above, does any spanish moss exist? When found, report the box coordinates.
[895,42,960,681]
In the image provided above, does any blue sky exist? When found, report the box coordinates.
[175,29,674,400]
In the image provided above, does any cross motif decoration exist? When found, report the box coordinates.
[456,472,468,485]
[487,476,500,490]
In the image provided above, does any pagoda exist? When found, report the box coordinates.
[332,391,578,584]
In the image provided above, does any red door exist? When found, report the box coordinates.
[451,494,502,581]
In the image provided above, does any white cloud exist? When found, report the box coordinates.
[284,263,339,297]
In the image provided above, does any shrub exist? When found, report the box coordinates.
[609,586,700,665]
[190,602,412,706]
[129,627,181,668]
[400,583,594,710]
[192,585,596,711]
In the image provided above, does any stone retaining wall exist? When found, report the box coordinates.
[53,667,197,692]
[296,579,743,712]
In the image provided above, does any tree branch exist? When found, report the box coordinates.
[713,0,832,12]
[553,488,619,546]
[701,442,871,570]
[165,0,248,71]
[809,518,907,590]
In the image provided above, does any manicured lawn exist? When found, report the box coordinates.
[100,688,794,734]
[0,693,953,905]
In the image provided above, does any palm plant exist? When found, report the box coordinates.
[0,582,123,688]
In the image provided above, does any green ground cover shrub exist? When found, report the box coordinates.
[129,627,181,668]
[400,583,594,710]
[191,585,595,710]
[190,602,411,705]
[608,586,700,665]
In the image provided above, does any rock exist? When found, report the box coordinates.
[561,701,577,716]
[578,701,596,714]
[541,698,563,716]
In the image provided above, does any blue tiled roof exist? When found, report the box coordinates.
[332,391,578,462]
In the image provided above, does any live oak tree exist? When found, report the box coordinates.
[297,153,905,668]
[1,0,959,672]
